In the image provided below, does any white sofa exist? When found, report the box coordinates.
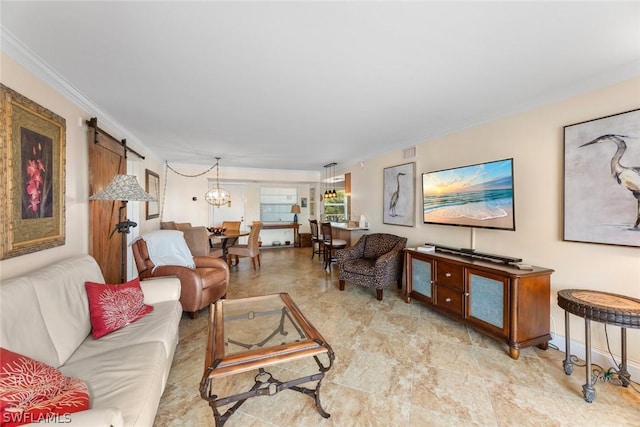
[0,255,182,427]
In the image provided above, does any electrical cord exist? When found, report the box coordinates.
[160,160,222,221]
[603,324,640,392]
[554,325,639,393]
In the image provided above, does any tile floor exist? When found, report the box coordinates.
[154,248,640,426]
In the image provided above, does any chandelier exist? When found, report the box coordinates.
[323,162,337,200]
[204,157,231,207]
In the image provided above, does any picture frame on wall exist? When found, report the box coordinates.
[383,162,415,226]
[563,108,640,247]
[145,169,160,220]
[0,84,66,259]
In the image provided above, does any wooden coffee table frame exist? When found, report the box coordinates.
[200,293,334,426]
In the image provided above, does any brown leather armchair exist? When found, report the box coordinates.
[131,237,229,319]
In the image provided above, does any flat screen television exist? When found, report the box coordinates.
[422,158,515,231]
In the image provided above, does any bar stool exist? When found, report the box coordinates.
[309,219,324,260]
[320,222,347,270]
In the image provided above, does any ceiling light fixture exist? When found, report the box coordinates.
[204,157,231,207]
[331,163,338,198]
[323,162,337,200]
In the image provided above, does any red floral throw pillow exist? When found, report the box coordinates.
[0,347,89,426]
[85,277,153,339]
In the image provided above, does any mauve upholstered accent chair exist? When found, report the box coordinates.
[335,233,407,300]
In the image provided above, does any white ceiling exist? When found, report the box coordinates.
[1,1,639,172]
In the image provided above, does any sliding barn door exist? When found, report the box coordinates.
[88,127,125,284]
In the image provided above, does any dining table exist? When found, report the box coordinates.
[209,230,250,261]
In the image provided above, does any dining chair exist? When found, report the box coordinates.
[227,221,263,270]
[309,219,324,261]
[221,221,242,232]
[179,226,224,258]
[320,222,347,271]
[221,220,244,263]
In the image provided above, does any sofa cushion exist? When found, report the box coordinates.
[0,277,58,369]
[342,258,376,276]
[59,342,168,427]
[65,300,181,368]
[140,230,195,269]
[0,255,104,368]
[85,278,154,339]
[0,348,89,426]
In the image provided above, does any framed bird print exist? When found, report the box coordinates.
[563,108,640,247]
[383,162,415,226]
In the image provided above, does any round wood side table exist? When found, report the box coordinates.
[557,289,640,402]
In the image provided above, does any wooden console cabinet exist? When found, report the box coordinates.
[404,249,554,359]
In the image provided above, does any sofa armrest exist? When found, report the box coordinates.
[140,276,182,305]
[25,408,123,427]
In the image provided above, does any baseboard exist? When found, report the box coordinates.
[550,335,640,381]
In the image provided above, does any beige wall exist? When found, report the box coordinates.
[345,76,640,367]
[2,49,639,373]
[0,54,165,279]
[161,165,316,239]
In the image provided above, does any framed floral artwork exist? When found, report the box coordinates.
[0,84,66,259]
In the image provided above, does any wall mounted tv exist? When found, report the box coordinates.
[422,158,515,231]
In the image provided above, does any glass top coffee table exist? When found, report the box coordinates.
[200,293,334,426]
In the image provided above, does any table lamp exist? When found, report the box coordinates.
[290,204,301,223]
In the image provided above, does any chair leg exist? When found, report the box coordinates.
[316,243,324,262]
[324,247,331,270]
[188,311,197,319]
[251,257,257,270]
[257,253,261,266]
[339,279,345,291]
[376,289,383,301]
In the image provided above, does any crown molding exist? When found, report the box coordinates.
[0,26,148,153]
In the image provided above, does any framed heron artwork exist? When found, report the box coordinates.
[383,162,415,227]
[563,108,640,247]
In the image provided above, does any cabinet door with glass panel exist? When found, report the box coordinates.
[404,251,434,304]
[465,269,509,337]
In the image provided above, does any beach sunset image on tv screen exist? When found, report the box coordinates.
[422,158,515,230]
